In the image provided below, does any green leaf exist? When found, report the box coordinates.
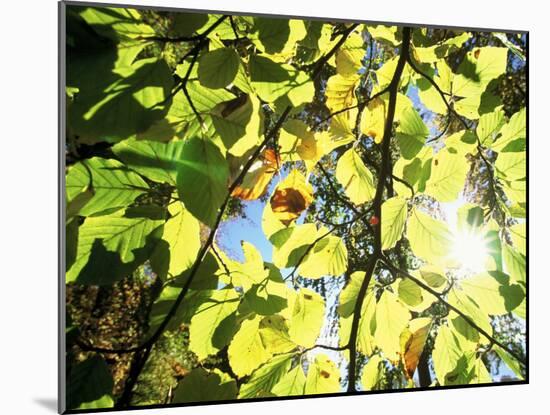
[393,146,433,196]
[172,71,236,115]
[432,324,463,384]
[189,288,240,360]
[460,272,522,315]
[67,355,114,410]
[398,278,423,307]
[381,197,408,250]
[68,157,148,217]
[171,13,208,37]
[112,139,185,185]
[259,315,296,354]
[368,25,399,47]
[360,355,384,391]
[374,290,411,361]
[448,287,492,336]
[198,48,240,89]
[491,108,526,152]
[173,368,237,403]
[468,355,495,383]
[271,223,318,269]
[396,105,429,159]
[272,365,306,396]
[250,54,314,106]
[304,354,341,394]
[239,353,295,398]
[69,57,173,143]
[262,202,287,240]
[339,274,378,355]
[153,201,201,278]
[502,179,526,213]
[453,47,508,97]
[444,130,477,155]
[222,242,270,290]
[414,33,470,63]
[288,288,325,348]
[335,148,375,205]
[298,234,348,278]
[211,94,264,157]
[509,223,526,255]
[476,108,505,146]
[176,138,229,227]
[252,17,307,55]
[66,161,91,203]
[79,6,154,41]
[338,271,365,317]
[243,266,288,316]
[495,151,526,181]
[502,243,526,285]
[173,251,222,290]
[66,207,164,285]
[494,345,524,380]
[424,149,469,202]
[418,265,447,289]
[407,208,453,264]
[147,288,212,335]
[228,314,273,377]
[457,203,484,232]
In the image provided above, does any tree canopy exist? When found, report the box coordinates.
[64,4,527,411]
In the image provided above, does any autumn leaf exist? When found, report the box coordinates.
[270,169,314,225]
[400,318,432,379]
[232,149,280,200]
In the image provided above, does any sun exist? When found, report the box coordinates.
[450,230,488,274]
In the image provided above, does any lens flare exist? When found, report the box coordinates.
[450,231,488,274]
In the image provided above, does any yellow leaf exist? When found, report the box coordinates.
[374,290,411,362]
[325,73,360,112]
[228,315,272,377]
[361,96,387,143]
[304,354,341,394]
[335,31,365,78]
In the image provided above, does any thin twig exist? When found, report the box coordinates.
[406,55,471,131]
[312,87,390,130]
[317,163,361,216]
[138,15,228,44]
[380,257,526,367]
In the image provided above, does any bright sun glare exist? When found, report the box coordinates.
[451,231,488,274]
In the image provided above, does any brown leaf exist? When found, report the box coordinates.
[401,318,432,379]
[231,149,280,200]
[270,169,314,225]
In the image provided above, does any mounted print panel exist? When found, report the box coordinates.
[60,1,527,413]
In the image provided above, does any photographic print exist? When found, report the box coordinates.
[61,1,527,412]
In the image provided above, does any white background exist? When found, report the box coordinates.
[0,0,546,413]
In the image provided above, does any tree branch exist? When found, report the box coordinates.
[347,26,413,392]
